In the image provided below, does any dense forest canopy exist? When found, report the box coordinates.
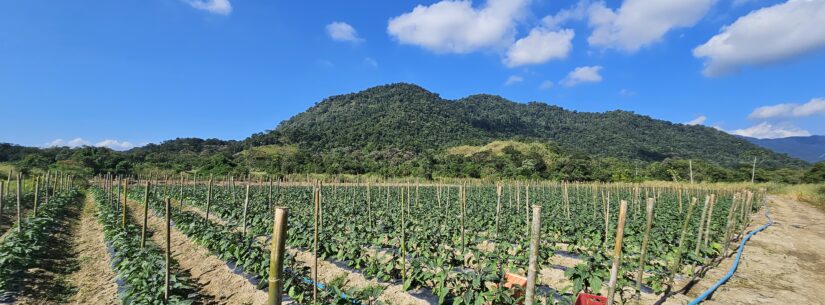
[1,83,819,183]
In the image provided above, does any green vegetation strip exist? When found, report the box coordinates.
[90,187,194,304]
[0,189,80,301]
[129,185,355,304]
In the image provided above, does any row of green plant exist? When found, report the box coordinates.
[150,181,759,304]
[90,187,195,304]
[124,184,362,304]
[0,188,80,298]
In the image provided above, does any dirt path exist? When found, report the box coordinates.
[125,199,269,305]
[65,194,120,305]
[664,195,825,304]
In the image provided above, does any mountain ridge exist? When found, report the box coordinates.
[743,135,825,163]
[246,83,805,169]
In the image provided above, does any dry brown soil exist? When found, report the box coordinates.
[661,195,825,305]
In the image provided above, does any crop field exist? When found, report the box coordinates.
[67,174,759,305]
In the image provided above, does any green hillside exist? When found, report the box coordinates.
[247,83,804,169]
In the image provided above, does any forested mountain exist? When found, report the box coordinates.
[247,83,805,169]
[744,135,825,163]
[3,83,814,182]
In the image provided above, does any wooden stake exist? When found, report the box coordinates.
[206,175,213,222]
[401,187,407,289]
[0,181,4,225]
[703,194,716,249]
[268,207,289,305]
[242,184,250,237]
[16,173,22,233]
[607,200,628,305]
[671,197,697,285]
[312,186,319,303]
[694,196,711,255]
[142,181,150,249]
[524,205,542,305]
[635,198,655,304]
[495,184,502,241]
[122,178,128,229]
[164,198,171,302]
[32,177,39,218]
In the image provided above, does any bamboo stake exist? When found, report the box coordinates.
[703,194,716,249]
[635,198,655,304]
[0,181,4,225]
[32,177,39,218]
[206,175,213,221]
[313,185,319,303]
[495,184,502,241]
[16,173,22,233]
[671,197,697,285]
[694,196,711,255]
[164,198,171,303]
[607,200,628,305]
[122,178,128,229]
[524,205,542,305]
[142,181,150,248]
[268,208,289,305]
[242,184,250,237]
[460,184,466,255]
[401,188,407,289]
[367,182,372,231]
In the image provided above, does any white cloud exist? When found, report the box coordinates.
[685,115,707,125]
[694,0,825,76]
[619,88,636,96]
[46,138,91,148]
[504,28,574,67]
[505,75,524,85]
[363,57,379,67]
[95,140,136,151]
[542,0,592,29]
[730,122,811,138]
[749,98,825,119]
[182,0,232,15]
[326,22,363,43]
[561,65,603,87]
[44,138,136,150]
[587,0,715,52]
[387,0,530,54]
[539,80,554,90]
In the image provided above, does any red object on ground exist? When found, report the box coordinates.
[575,293,608,305]
[503,273,527,304]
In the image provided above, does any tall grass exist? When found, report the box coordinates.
[769,183,825,207]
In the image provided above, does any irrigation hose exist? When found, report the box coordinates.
[687,204,773,305]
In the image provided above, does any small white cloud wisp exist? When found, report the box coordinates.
[686,115,707,125]
[730,122,811,139]
[561,65,603,87]
[182,0,232,15]
[45,138,137,151]
[749,98,825,119]
[505,75,524,85]
[326,22,363,43]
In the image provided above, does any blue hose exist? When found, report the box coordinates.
[687,205,772,305]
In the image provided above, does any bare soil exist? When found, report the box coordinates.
[66,194,120,305]
[661,195,825,304]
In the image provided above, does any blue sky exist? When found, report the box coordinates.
[1,0,824,150]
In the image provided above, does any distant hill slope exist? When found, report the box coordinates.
[245,83,806,169]
[744,135,825,163]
